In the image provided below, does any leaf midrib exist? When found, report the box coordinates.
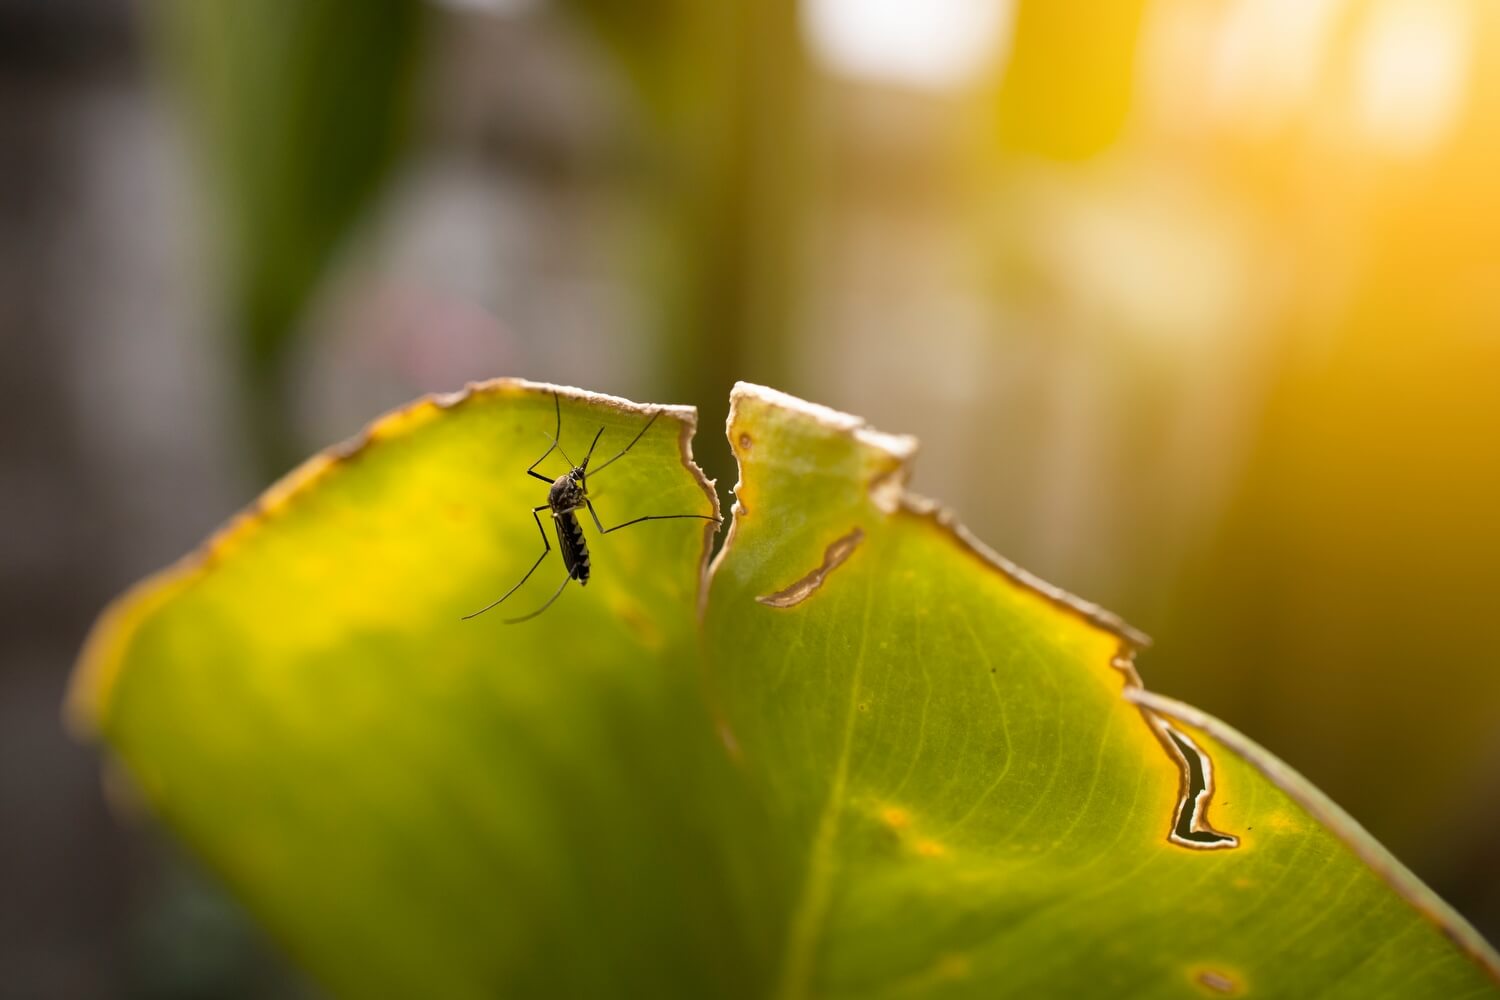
[772,574,876,1000]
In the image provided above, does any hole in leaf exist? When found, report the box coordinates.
[755,527,864,608]
[1166,726,1239,850]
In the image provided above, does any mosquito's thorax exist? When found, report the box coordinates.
[548,471,586,511]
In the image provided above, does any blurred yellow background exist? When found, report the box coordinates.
[3,0,1498,994]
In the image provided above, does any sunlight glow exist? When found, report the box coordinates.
[1205,0,1344,134]
[802,0,1014,91]
[1352,0,1471,158]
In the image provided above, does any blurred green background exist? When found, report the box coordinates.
[3,0,1498,995]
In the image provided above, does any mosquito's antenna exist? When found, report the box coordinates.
[590,408,663,478]
[504,575,571,624]
[540,431,578,469]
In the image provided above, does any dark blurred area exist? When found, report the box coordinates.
[3,0,1498,995]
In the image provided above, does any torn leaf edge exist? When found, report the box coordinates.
[713,382,1150,648]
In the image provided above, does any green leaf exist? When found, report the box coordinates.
[708,385,1500,998]
[73,382,779,998]
[70,381,1500,997]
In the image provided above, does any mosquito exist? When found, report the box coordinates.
[463,392,720,624]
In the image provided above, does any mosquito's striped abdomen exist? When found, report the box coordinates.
[555,510,591,584]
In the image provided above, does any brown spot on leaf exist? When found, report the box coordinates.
[717,721,742,761]
[880,805,910,831]
[1194,968,1241,995]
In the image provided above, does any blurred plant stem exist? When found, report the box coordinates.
[149,0,424,480]
[563,0,810,488]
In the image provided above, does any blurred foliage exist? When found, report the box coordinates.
[71,383,1500,996]
[126,850,306,1000]
[151,0,425,476]
[559,0,809,487]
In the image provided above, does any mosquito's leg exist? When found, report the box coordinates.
[588,408,662,477]
[503,574,572,624]
[588,496,720,535]
[526,440,558,484]
[463,506,552,620]
[600,513,721,533]
[526,393,564,483]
